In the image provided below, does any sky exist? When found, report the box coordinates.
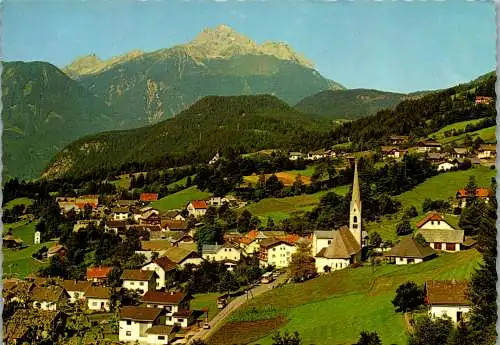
[2,0,497,93]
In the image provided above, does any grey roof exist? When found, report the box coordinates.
[387,237,436,259]
[202,243,236,255]
[313,230,336,239]
[315,227,360,259]
[418,229,464,244]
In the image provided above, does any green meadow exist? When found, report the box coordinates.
[151,186,211,212]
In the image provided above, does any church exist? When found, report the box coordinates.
[312,160,367,273]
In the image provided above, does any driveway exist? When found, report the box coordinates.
[188,272,289,343]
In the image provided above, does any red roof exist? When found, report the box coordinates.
[415,212,445,229]
[141,291,189,305]
[86,266,113,279]
[140,193,159,202]
[247,230,259,240]
[457,188,491,198]
[190,200,208,209]
[239,237,254,245]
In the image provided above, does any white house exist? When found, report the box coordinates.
[289,152,304,161]
[121,270,157,296]
[31,286,69,311]
[186,200,208,218]
[425,280,472,324]
[85,286,112,312]
[417,139,442,152]
[119,306,175,344]
[61,280,91,303]
[202,243,241,263]
[437,162,457,172]
[209,152,220,165]
[258,239,296,269]
[476,144,496,159]
[112,207,130,221]
[386,237,436,265]
[163,246,203,268]
[415,212,464,252]
[141,257,177,290]
[141,291,193,327]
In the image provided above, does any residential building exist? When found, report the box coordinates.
[417,139,442,152]
[381,146,406,159]
[141,257,178,290]
[60,280,91,303]
[105,220,128,234]
[386,237,436,265]
[85,286,112,312]
[239,236,260,255]
[3,233,23,248]
[289,152,304,161]
[86,266,113,285]
[31,286,69,311]
[437,162,457,172]
[475,96,493,105]
[73,220,101,233]
[112,207,130,221]
[121,270,157,296]
[140,210,162,226]
[141,291,194,327]
[456,188,492,208]
[163,220,189,232]
[451,148,468,159]
[186,200,208,218]
[389,135,409,146]
[425,280,472,323]
[209,152,220,165]
[163,246,203,268]
[258,239,296,269]
[47,244,66,258]
[162,210,186,221]
[202,243,241,262]
[477,144,496,159]
[119,306,175,344]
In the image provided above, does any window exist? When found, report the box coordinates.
[353,224,358,229]
[273,248,276,251]
[431,221,434,225]
[437,221,440,225]
[446,243,456,251]
[126,320,131,325]
[130,282,135,286]
[92,302,98,306]
[126,331,131,336]
[327,240,332,245]
[272,254,275,258]
[177,318,184,322]
[158,336,165,340]
[353,216,357,223]
[434,243,442,250]
[139,282,144,286]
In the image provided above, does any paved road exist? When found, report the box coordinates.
[188,273,288,343]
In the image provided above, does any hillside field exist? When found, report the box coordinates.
[151,186,212,212]
[439,125,496,145]
[208,250,481,345]
[428,118,487,141]
[3,197,34,210]
[364,165,495,241]
[243,171,313,187]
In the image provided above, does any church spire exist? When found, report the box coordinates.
[351,159,361,208]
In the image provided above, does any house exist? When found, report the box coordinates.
[105,220,128,234]
[381,146,406,159]
[112,207,130,221]
[417,139,442,152]
[475,96,493,105]
[60,280,92,303]
[451,148,468,159]
[289,152,304,161]
[426,152,448,163]
[3,309,67,345]
[169,233,195,247]
[456,188,492,208]
[425,280,472,323]
[140,210,162,226]
[3,233,23,248]
[31,285,69,310]
[85,286,112,312]
[437,162,457,172]
[141,240,172,253]
[119,306,175,344]
[202,243,241,263]
[73,220,101,232]
[415,213,465,251]
[142,257,178,289]
[86,266,113,285]
[239,236,260,255]
[163,210,186,221]
[140,193,159,202]
[186,200,208,218]
[385,237,436,265]
[209,152,220,165]
[476,144,496,159]
[163,246,203,268]
[3,280,35,304]
[416,212,456,231]
[258,238,296,269]
[47,244,66,258]
[128,224,164,240]
[163,220,189,232]
[307,149,332,160]
[121,270,157,296]
[141,291,194,327]
[389,135,409,146]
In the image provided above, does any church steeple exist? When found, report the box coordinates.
[349,159,362,246]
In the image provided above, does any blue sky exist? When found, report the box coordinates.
[2,0,496,93]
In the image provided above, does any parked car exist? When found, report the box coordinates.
[203,323,210,329]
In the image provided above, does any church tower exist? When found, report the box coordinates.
[349,159,362,246]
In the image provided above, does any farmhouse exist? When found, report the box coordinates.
[31,286,69,311]
[451,148,468,159]
[163,210,186,221]
[425,280,472,323]
[86,265,113,285]
[73,220,101,232]
[415,212,464,251]
[112,207,130,220]
[386,237,436,265]
[475,95,493,105]
[381,146,406,159]
[426,152,448,163]
[119,306,175,344]
[186,200,208,218]
[47,244,66,258]
[141,291,194,327]
[417,139,442,152]
[163,220,189,232]
[60,280,91,303]
[313,160,365,273]
[3,233,23,248]
[456,188,492,208]
[307,149,334,160]
[163,246,203,268]
[121,270,157,295]
[85,286,112,312]
[3,280,35,304]
[389,135,409,145]
[202,243,241,263]
[258,238,296,269]
[476,144,496,159]
[105,220,127,234]
[141,256,177,289]
[140,210,162,226]
[289,151,304,161]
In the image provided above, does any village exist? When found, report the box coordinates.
[2,125,496,345]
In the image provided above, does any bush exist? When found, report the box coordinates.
[392,281,425,313]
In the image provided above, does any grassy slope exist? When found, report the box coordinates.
[217,250,481,345]
[439,126,496,145]
[3,220,55,278]
[151,186,212,212]
[247,185,349,222]
[191,293,221,321]
[365,166,496,241]
[428,118,487,141]
[3,197,34,210]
